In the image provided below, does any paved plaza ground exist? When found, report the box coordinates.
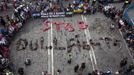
[0,0,131,75]
[9,13,133,75]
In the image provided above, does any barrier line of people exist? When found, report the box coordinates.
[103,3,134,50]
[0,3,31,75]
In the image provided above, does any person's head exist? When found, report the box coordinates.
[18,67,24,72]
[42,71,47,75]
[88,72,92,75]
[115,71,120,75]
[57,69,61,73]
[69,54,71,57]
[124,57,128,60]
[0,16,3,19]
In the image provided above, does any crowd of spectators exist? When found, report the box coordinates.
[0,2,31,74]
[126,29,134,49]
[102,2,134,50]
[0,0,9,11]
[29,0,63,14]
[64,0,97,14]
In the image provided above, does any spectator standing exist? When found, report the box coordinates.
[92,0,96,6]
[74,64,79,73]
[126,64,134,73]
[120,57,128,68]
[18,67,24,75]
[0,16,6,27]
[92,70,99,75]
[122,0,129,10]
[67,53,72,64]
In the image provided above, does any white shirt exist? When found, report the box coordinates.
[119,19,124,26]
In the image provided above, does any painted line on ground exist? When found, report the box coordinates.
[81,15,95,70]
[63,17,68,51]
[47,19,51,74]
[84,16,97,66]
[50,18,54,75]
[82,15,98,70]
[119,30,134,62]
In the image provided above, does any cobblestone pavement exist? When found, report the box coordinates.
[9,12,133,75]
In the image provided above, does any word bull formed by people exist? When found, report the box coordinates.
[16,36,90,51]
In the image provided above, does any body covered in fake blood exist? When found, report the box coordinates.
[40,20,88,32]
